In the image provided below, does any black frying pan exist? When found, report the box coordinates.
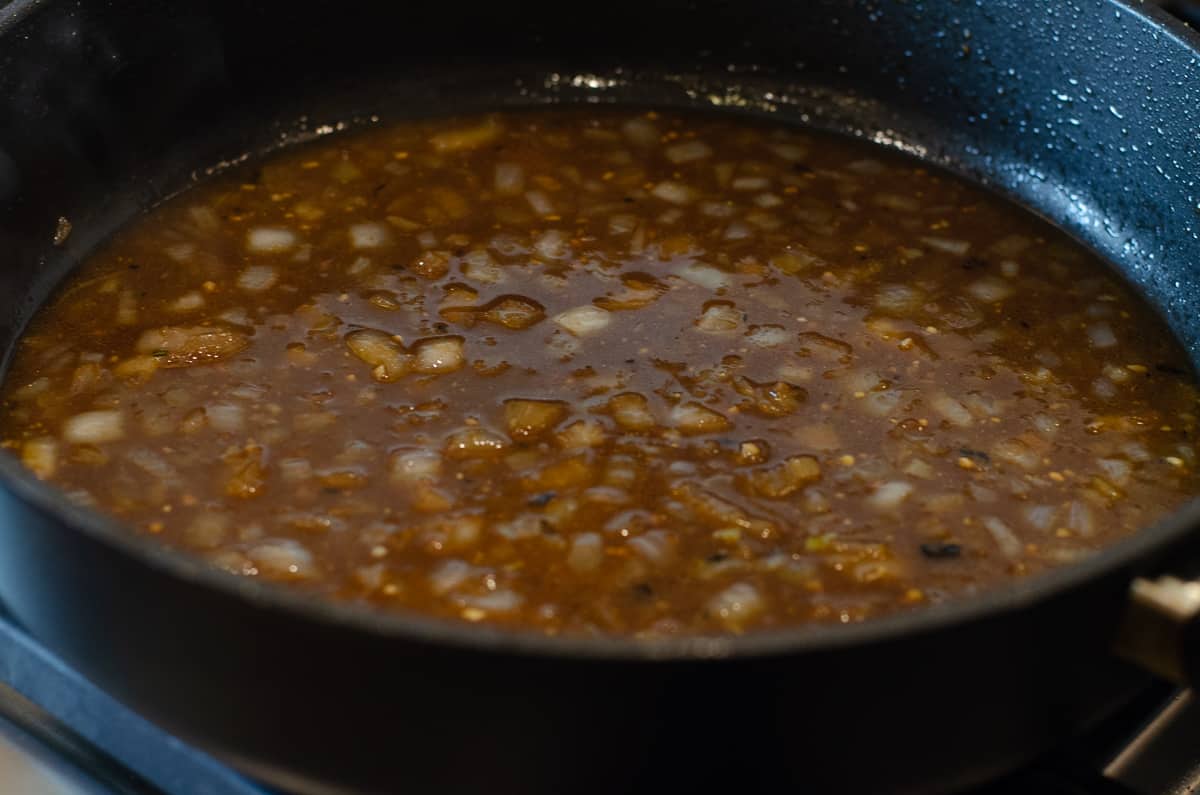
[1,1,1199,793]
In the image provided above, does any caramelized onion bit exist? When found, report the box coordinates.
[62,411,124,445]
[443,427,508,459]
[554,305,611,336]
[481,295,546,329]
[607,392,656,431]
[746,455,821,498]
[504,399,569,440]
[412,335,466,374]
[345,329,411,382]
[669,402,730,435]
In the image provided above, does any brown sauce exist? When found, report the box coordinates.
[2,109,1197,636]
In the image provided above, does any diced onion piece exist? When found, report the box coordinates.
[166,243,195,262]
[1066,500,1097,536]
[982,516,1023,558]
[443,427,508,459]
[665,140,712,163]
[749,455,821,498]
[412,335,465,374]
[170,292,205,312]
[429,559,471,595]
[185,512,229,548]
[429,117,502,152]
[754,193,783,208]
[390,450,441,483]
[489,516,542,542]
[873,193,921,212]
[902,458,935,480]
[992,439,1040,470]
[481,295,546,329]
[21,438,57,478]
[921,236,971,256]
[557,419,607,449]
[534,229,570,260]
[278,458,313,483]
[929,393,973,427]
[875,284,925,315]
[669,402,730,435]
[493,162,525,195]
[674,261,731,290]
[989,233,1033,258]
[247,540,317,580]
[207,403,245,433]
[62,410,124,444]
[461,250,504,284]
[650,181,695,205]
[525,190,556,216]
[700,201,735,218]
[136,326,249,368]
[1031,413,1060,438]
[1098,458,1132,487]
[608,392,655,431]
[709,582,765,630]
[409,250,450,279]
[721,222,751,241]
[733,376,807,417]
[965,277,1014,303]
[113,355,160,383]
[1087,322,1118,349]
[696,302,741,333]
[116,290,138,326]
[768,142,807,162]
[1023,504,1057,531]
[731,176,770,191]
[747,324,790,347]
[504,398,568,440]
[867,480,913,511]
[12,377,50,401]
[349,222,390,249]
[246,227,296,252]
[443,514,483,548]
[345,329,410,382]
[236,265,278,292]
[553,305,611,336]
[462,590,523,613]
[621,118,659,147]
[566,533,604,573]
[608,214,638,235]
[861,389,902,418]
[628,529,673,564]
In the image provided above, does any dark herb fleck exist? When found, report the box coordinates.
[151,349,168,358]
[920,542,963,559]
[706,552,729,564]
[527,491,556,508]
[1157,363,1188,376]
[958,447,990,464]
[632,582,654,599]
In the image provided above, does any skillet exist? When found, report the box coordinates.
[1,1,1200,792]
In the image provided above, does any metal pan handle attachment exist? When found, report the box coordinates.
[1115,577,1200,683]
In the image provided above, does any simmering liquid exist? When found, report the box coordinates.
[2,109,1196,635]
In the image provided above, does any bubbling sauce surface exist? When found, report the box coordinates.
[2,110,1197,635]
